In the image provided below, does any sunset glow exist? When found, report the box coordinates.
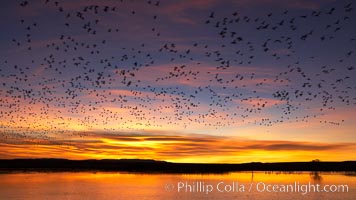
[1,0,355,163]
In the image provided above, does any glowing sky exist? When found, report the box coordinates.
[0,0,355,162]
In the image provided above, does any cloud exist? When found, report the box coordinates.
[161,0,218,13]
[244,141,349,151]
[132,62,281,88]
[1,130,354,162]
[239,97,285,106]
[156,0,218,25]
[232,0,336,10]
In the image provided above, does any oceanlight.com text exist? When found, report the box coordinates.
[166,181,349,195]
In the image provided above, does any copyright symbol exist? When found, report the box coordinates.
[165,183,174,191]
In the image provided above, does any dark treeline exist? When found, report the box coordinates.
[0,159,355,173]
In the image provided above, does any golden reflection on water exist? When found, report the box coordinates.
[0,172,355,200]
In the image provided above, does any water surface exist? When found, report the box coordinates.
[0,171,355,199]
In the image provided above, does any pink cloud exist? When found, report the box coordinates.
[238,97,285,108]
[161,0,218,13]
[130,62,284,94]
[233,0,336,10]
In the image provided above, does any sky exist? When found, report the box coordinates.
[0,0,355,163]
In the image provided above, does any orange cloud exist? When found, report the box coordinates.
[1,131,354,163]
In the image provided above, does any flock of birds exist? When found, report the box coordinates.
[0,0,355,142]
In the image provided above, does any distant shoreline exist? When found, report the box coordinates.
[0,159,355,173]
